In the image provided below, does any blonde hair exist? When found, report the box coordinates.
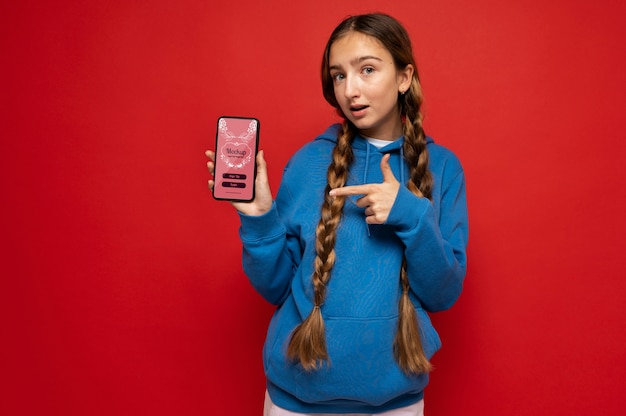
[287,13,433,375]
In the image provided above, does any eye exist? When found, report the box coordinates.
[362,66,375,75]
[331,72,345,83]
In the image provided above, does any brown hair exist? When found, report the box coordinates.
[287,13,433,375]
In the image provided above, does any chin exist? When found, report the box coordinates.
[349,119,373,131]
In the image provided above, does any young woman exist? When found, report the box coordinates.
[207,13,468,416]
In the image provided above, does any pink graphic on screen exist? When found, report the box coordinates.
[215,117,257,200]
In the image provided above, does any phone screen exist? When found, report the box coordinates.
[212,116,259,201]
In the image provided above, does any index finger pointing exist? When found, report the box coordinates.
[329,184,373,197]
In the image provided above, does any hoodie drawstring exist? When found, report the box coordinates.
[359,138,406,237]
[364,144,371,237]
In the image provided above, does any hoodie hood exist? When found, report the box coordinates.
[313,123,435,237]
[313,122,435,186]
[314,123,434,149]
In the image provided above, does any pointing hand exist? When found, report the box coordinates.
[328,154,400,224]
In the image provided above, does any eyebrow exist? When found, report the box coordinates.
[329,55,384,71]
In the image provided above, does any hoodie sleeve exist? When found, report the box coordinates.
[386,157,469,312]
[238,171,301,306]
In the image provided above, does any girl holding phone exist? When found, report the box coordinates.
[206,13,468,416]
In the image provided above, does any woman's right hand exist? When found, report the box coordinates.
[206,150,273,216]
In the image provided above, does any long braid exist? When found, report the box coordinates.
[316,13,436,375]
[402,79,433,200]
[393,78,434,375]
[287,122,354,370]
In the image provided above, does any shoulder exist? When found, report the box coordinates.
[286,139,334,172]
[277,132,335,204]
[426,138,464,176]
[285,126,338,169]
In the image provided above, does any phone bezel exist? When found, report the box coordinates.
[212,116,260,202]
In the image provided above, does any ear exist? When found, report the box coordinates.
[397,64,414,94]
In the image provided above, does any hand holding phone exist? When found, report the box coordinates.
[207,148,273,216]
[212,116,259,202]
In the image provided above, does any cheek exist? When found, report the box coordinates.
[333,84,343,101]
[367,80,394,100]
[334,87,352,110]
[369,87,397,108]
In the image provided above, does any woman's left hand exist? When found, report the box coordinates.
[329,154,400,224]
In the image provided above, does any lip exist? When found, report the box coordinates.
[349,104,369,118]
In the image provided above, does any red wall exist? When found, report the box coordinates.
[3,0,625,414]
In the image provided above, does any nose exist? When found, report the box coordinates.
[343,75,360,99]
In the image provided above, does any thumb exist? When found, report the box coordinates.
[380,154,397,183]
[256,150,267,176]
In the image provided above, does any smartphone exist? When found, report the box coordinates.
[212,116,260,201]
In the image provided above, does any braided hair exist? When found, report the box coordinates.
[287,13,433,375]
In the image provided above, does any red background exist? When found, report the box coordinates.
[2,0,625,414]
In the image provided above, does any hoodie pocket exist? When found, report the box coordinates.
[291,316,429,406]
[263,298,441,407]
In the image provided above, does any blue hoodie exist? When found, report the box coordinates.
[238,124,468,414]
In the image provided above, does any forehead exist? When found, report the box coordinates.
[328,31,392,65]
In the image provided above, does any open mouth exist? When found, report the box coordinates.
[349,105,369,117]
